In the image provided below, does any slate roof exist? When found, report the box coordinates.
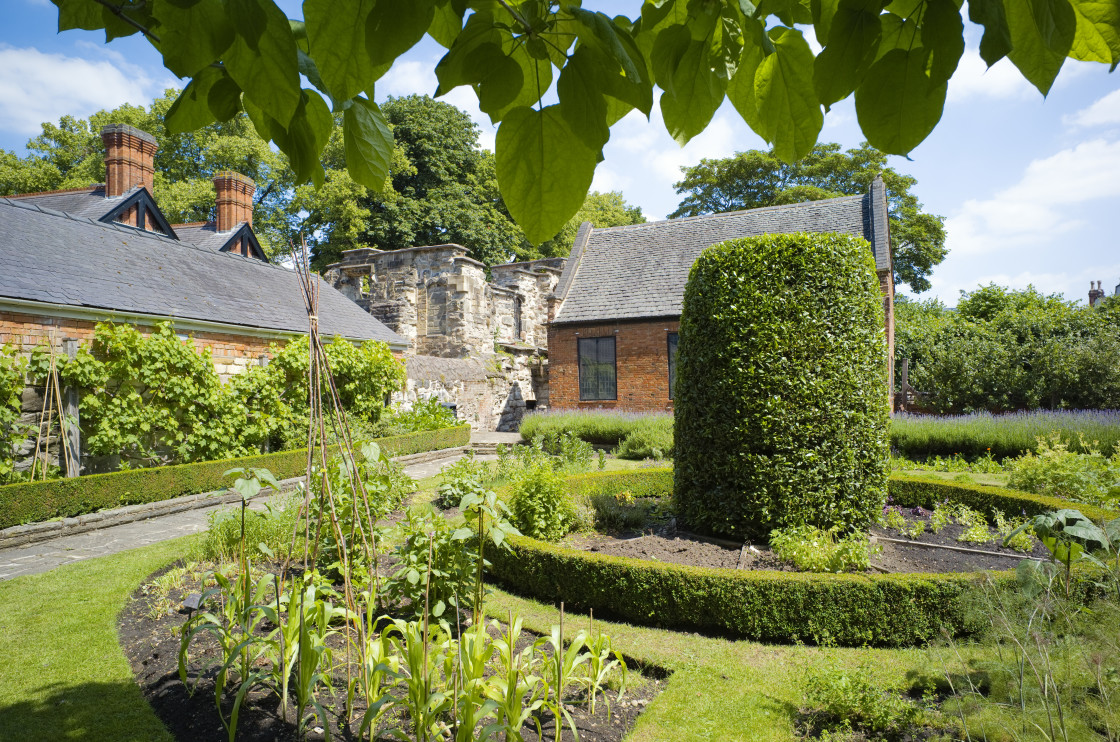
[0,197,406,348]
[174,222,233,253]
[7,185,126,221]
[552,179,892,325]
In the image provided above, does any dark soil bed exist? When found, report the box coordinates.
[563,509,1048,575]
[119,562,660,742]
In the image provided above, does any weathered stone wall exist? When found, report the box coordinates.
[399,351,546,432]
[326,246,563,358]
[326,246,563,431]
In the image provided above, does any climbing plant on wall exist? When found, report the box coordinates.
[0,345,28,484]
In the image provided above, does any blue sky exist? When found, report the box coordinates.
[2,0,1118,306]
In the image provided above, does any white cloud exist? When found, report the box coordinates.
[946,51,1036,103]
[0,45,161,135]
[1064,88,1120,128]
[944,137,1120,257]
[379,59,438,97]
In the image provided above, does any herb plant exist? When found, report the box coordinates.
[769,526,877,573]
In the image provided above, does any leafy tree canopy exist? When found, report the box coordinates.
[671,143,947,292]
[537,190,646,257]
[896,284,1120,412]
[49,0,1119,250]
[303,95,531,269]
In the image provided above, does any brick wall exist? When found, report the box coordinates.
[548,318,679,412]
[0,309,280,379]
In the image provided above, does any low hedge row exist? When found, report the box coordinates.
[0,425,470,529]
[486,469,1119,647]
[488,535,993,646]
[887,474,1119,524]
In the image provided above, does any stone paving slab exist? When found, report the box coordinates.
[0,451,475,581]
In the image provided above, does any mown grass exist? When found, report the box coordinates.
[892,409,1120,460]
[0,539,187,742]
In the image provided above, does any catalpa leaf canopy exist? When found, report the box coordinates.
[51,0,1120,245]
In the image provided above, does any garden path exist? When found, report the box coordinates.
[0,438,517,581]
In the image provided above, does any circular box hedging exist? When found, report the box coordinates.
[674,233,890,541]
[487,471,1118,647]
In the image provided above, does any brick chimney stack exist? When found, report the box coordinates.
[101,124,157,197]
[213,171,255,231]
[1089,280,1105,307]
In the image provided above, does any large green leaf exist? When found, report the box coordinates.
[1005,0,1076,94]
[920,0,965,86]
[557,46,611,149]
[877,13,920,61]
[165,66,223,133]
[101,1,152,40]
[1069,0,1120,67]
[660,36,727,145]
[726,22,767,134]
[569,8,647,82]
[152,0,234,78]
[969,0,1014,65]
[344,97,394,192]
[305,0,375,101]
[482,37,553,123]
[435,11,501,93]
[494,105,598,245]
[813,0,883,109]
[855,47,946,155]
[472,43,525,120]
[754,27,822,162]
[224,0,300,126]
[429,1,465,48]
[366,0,435,68]
[53,0,103,31]
[279,91,333,187]
[651,23,692,95]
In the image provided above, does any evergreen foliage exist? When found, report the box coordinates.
[673,232,890,540]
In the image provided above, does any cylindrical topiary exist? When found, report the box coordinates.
[673,232,890,540]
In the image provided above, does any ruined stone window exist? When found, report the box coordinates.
[578,337,616,401]
[667,332,678,400]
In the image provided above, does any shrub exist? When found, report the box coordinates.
[519,410,672,447]
[0,425,470,529]
[1007,432,1120,507]
[674,233,890,540]
[391,397,458,433]
[803,662,935,739]
[590,491,659,532]
[891,409,1120,461]
[0,344,26,485]
[616,420,673,460]
[508,465,574,541]
[769,526,876,573]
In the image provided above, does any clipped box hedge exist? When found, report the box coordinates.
[887,474,1119,524]
[674,233,890,541]
[0,425,470,529]
[487,469,1118,647]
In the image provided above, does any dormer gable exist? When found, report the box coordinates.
[99,187,178,238]
[172,221,268,262]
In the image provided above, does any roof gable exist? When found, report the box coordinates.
[0,197,406,348]
[552,184,892,325]
[176,222,268,261]
[99,187,178,238]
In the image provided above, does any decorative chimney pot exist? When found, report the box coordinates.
[100,124,158,197]
[213,171,255,232]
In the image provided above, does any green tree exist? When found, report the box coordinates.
[897,284,1120,412]
[303,95,530,269]
[537,190,646,257]
[670,143,947,293]
[49,0,1118,248]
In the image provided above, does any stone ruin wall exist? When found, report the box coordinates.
[326,246,565,431]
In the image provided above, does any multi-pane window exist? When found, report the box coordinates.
[578,336,616,401]
[667,332,679,400]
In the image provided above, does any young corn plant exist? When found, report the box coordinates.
[291,578,346,741]
[487,612,549,742]
[178,564,273,742]
[349,595,401,740]
[448,622,503,742]
[584,612,627,717]
[389,618,451,742]
[537,605,589,740]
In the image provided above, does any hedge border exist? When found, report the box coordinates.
[487,470,1118,647]
[0,425,471,529]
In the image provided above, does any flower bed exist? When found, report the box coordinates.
[486,470,1118,647]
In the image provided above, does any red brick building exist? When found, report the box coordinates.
[0,123,406,376]
[548,178,895,412]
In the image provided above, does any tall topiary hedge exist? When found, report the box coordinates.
[674,233,890,540]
